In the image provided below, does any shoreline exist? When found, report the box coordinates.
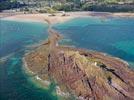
[22,57,51,89]
[1,12,134,24]
[22,55,71,99]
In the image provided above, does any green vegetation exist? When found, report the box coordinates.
[0,0,24,11]
[0,0,134,12]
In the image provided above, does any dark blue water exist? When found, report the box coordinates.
[0,20,58,100]
[53,17,134,67]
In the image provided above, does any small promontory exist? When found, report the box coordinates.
[24,22,134,100]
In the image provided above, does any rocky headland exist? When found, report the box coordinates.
[23,19,134,100]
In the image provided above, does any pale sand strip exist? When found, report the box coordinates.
[112,12,134,17]
[1,13,77,24]
[1,12,134,24]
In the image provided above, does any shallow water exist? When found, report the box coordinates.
[53,17,134,67]
[0,20,58,100]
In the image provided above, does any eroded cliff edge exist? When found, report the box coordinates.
[24,25,134,100]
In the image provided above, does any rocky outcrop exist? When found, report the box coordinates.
[24,26,134,100]
[24,42,134,100]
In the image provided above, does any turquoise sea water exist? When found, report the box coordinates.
[53,17,134,67]
[0,17,134,100]
[0,20,58,100]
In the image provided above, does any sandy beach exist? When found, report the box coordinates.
[1,12,134,24]
[1,12,79,24]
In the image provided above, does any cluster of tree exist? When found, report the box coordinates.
[52,0,134,12]
[0,0,134,12]
[0,0,25,11]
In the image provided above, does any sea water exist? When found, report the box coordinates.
[0,20,58,100]
[53,17,134,68]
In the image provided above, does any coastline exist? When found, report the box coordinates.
[2,11,134,99]
[22,57,51,90]
[1,12,134,24]
[0,13,75,24]
[22,52,70,99]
